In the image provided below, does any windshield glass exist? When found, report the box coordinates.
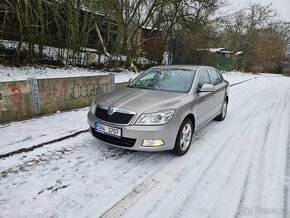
[128,69,196,93]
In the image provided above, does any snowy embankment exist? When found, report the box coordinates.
[0,65,137,83]
[0,71,257,156]
[0,73,289,217]
[0,65,260,84]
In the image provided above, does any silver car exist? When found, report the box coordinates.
[87,65,229,155]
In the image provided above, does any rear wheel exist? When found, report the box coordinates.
[173,118,193,156]
[215,99,228,121]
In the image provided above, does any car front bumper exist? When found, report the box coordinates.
[87,111,179,151]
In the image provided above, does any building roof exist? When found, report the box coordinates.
[151,65,213,71]
[208,48,226,53]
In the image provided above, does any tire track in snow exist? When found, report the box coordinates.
[252,95,281,204]
[172,90,274,218]
[283,90,290,218]
[283,126,290,218]
[234,163,253,218]
[257,87,289,213]
[100,121,250,218]
[233,120,271,218]
[222,104,270,184]
[151,115,259,218]
[174,128,251,217]
[212,96,281,217]
[233,85,290,218]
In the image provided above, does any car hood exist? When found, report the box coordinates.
[96,87,187,114]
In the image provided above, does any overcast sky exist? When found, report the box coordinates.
[227,0,290,21]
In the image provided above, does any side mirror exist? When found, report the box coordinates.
[198,84,215,93]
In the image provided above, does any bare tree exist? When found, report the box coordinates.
[218,3,287,72]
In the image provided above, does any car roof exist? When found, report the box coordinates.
[150,65,213,71]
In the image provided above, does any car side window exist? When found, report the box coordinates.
[197,69,211,89]
[208,69,222,85]
[216,71,223,82]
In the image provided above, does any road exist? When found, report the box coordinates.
[0,74,290,218]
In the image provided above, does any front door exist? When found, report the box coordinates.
[208,69,226,115]
[196,69,215,128]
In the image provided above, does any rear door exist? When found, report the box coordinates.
[196,69,215,128]
[208,68,226,115]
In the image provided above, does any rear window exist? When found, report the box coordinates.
[208,69,223,85]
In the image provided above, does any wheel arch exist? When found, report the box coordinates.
[173,113,196,156]
[184,113,196,133]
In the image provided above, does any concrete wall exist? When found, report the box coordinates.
[38,75,111,114]
[0,75,112,123]
[0,80,34,122]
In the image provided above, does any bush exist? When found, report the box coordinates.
[282,67,290,76]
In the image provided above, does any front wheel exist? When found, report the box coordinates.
[215,99,228,121]
[173,118,193,156]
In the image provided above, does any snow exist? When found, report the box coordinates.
[0,65,138,83]
[222,71,257,84]
[0,65,257,84]
[0,39,154,68]
[0,108,89,156]
[113,72,138,83]
[0,72,290,217]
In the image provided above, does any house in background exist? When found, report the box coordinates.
[207,48,234,58]
[140,26,164,64]
[167,41,240,69]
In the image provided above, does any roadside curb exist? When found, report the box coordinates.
[0,129,89,159]
[230,77,258,87]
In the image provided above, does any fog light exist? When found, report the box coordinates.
[142,139,164,147]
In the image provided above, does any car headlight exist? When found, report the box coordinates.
[135,109,175,125]
[89,101,97,114]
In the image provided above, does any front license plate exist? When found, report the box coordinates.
[95,122,121,137]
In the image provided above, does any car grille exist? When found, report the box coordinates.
[95,107,134,125]
[91,128,136,147]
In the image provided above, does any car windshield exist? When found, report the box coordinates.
[128,69,196,93]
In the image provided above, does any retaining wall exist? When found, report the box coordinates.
[0,74,113,123]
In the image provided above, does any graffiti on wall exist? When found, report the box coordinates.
[10,85,22,96]
[0,84,23,119]
[8,84,22,109]
[71,83,100,99]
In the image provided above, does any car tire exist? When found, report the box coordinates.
[173,118,193,156]
[215,99,228,121]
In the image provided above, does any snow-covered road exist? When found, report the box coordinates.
[0,74,290,218]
